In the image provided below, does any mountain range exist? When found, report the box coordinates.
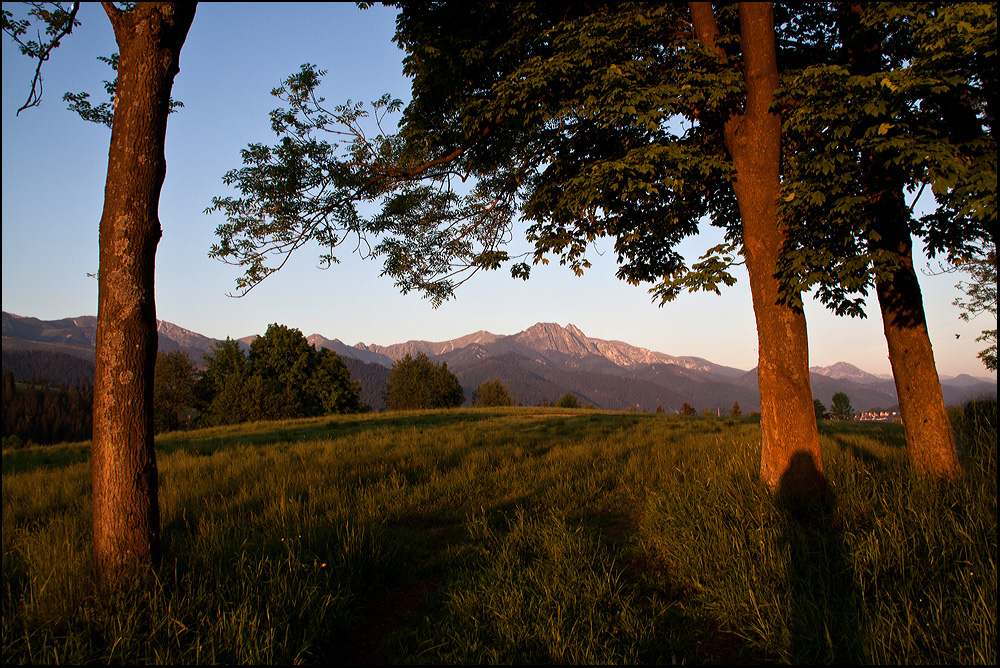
[3,311,995,413]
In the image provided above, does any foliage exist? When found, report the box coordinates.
[953,241,997,371]
[680,402,696,416]
[197,325,364,426]
[1,349,94,386]
[831,392,855,420]
[815,398,830,421]
[1,370,92,445]
[730,400,742,417]
[3,408,995,663]
[384,352,465,411]
[196,338,246,407]
[1,2,81,114]
[218,2,992,315]
[207,3,758,304]
[554,392,580,409]
[153,350,196,433]
[774,2,996,316]
[472,379,515,408]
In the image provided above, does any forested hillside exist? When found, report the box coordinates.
[2,370,93,446]
[1,349,95,386]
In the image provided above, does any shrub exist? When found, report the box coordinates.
[472,379,516,407]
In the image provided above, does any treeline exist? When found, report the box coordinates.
[2,349,95,386]
[2,324,368,446]
[2,371,93,447]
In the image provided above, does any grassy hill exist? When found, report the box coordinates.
[2,405,995,664]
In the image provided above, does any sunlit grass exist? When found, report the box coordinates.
[3,405,995,663]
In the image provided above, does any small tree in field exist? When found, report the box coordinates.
[730,401,742,418]
[555,393,580,409]
[385,352,465,410]
[197,325,362,425]
[814,399,830,421]
[681,402,696,416]
[472,379,515,407]
[831,392,855,421]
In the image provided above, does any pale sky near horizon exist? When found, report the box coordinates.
[2,3,995,380]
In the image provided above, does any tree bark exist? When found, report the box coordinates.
[91,2,196,582]
[840,3,960,478]
[871,229,961,476]
[690,2,826,504]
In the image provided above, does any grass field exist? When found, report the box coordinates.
[2,404,996,664]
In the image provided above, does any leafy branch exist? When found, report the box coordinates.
[207,64,526,306]
[2,1,81,114]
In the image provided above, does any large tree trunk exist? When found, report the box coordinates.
[871,229,961,476]
[840,3,960,478]
[91,2,196,582]
[690,2,826,504]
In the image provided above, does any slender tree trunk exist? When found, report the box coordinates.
[91,2,196,582]
[690,2,826,504]
[840,3,960,478]
[871,228,961,476]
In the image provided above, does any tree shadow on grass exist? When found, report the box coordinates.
[777,452,867,663]
[154,410,496,458]
[1,442,91,474]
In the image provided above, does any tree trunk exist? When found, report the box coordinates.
[91,2,196,582]
[690,2,826,504]
[871,229,960,476]
[840,3,960,478]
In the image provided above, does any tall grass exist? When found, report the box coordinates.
[3,405,995,663]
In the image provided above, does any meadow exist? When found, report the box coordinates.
[2,404,995,664]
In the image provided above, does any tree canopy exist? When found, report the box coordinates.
[207,3,746,304]
[831,392,855,421]
[198,324,364,425]
[208,2,996,312]
[775,2,995,315]
[384,352,465,411]
[953,241,997,371]
[555,393,581,409]
[472,379,516,408]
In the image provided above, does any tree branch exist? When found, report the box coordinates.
[4,1,81,115]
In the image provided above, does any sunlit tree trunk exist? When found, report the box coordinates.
[91,2,196,582]
[840,3,960,478]
[690,2,826,504]
[871,227,960,476]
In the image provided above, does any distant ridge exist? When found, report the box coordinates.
[3,311,995,412]
[353,329,501,361]
[810,361,891,385]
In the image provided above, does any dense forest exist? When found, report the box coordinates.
[2,370,93,447]
[2,349,95,386]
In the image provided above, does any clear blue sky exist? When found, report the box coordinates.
[2,3,995,380]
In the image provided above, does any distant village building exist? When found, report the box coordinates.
[859,410,901,423]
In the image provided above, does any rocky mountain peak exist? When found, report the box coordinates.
[516,322,591,353]
[810,361,886,385]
